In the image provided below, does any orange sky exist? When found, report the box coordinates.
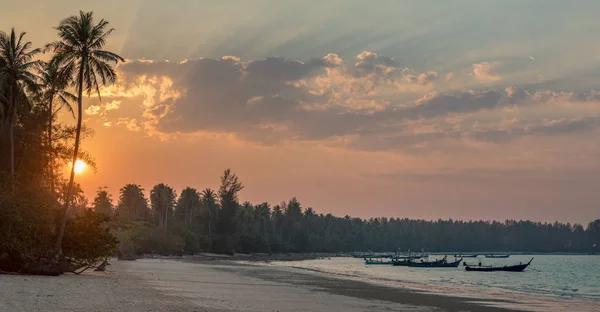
[6,1,600,224]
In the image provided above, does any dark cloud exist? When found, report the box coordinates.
[404,91,505,119]
[111,53,600,151]
[370,167,600,184]
[469,116,600,143]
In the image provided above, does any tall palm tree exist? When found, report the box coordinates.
[46,11,124,254]
[150,183,176,230]
[92,186,114,215]
[117,184,149,221]
[0,29,40,181]
[0,76,8,127]
[176,187,200,226]
[201,188,218,238]
[37,61,76,194]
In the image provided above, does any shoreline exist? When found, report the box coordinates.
[0,257,529,311]
[181,257,523,311]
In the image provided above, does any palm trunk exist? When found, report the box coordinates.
[47,96,55,194]
[208,211,212,238]
[164,205,168,230]
[9,122,14,176]
[55,58,85,255]
[8,86,15,192]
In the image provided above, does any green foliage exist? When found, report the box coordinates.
[0,182,117,272]
[0,12,121,274]
[127,225,184,255]
[92,186,114,215]
[0,188,58,267]
[62,208,118,264]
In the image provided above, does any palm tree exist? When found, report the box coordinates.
[46,11,124,254]
[117,184,149,222]
[37,61,75,194]
[0,76,8,127]
[92,186,114,215]
[150,183,176,230]
[176,187,200,226]
[0,29,40,182]
[201,188,218,238]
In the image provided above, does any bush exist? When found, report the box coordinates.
[0,189,117,274]
[62,209,118,264]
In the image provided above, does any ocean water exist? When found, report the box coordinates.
[268,255,600,312]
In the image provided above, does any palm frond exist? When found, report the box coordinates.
[55,93,75,119]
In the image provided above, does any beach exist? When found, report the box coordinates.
[0,257,523,312]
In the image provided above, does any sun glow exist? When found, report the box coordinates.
[74,159,87,174]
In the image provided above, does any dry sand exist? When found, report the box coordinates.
[0,258,519,312]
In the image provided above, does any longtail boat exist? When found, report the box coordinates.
[485,254,510,258]
[454,254,478,258]
[408,256,463,268]
[465,258,533,272]
[364,258,394,265]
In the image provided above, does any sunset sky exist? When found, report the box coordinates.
[3,0,600,224]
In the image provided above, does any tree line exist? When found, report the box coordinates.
[91,172,600,255]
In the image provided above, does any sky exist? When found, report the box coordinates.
[2,0,600,224]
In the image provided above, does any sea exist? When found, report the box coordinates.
[266,255,600,312]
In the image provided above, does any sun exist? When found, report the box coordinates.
[74,159,87,174]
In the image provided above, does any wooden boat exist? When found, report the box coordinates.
[465,258,533,272]
[391,260,410,266]
[454,254,478,258]
[408,256,463,268]
[485,254,510,258]
[364,258,393,265]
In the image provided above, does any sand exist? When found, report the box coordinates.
[0,258,521,312]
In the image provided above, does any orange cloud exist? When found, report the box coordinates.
[472,61,502,80]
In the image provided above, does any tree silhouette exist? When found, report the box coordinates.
[116,184,149,222]
[92,186,113,215]
[150,183,176,230]
[36,61,75,194]
[0,28,40,186]
[46,10,124,255]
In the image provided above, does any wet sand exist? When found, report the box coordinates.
[0,258,522,311]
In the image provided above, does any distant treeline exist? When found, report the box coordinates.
[92,173,600,255]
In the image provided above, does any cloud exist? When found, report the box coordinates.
[85,105,101,116]
[469,116,600,143]
[96,52,600,152]
[117,118,142,132]
[404,88,523,120]
[104,100,121,111]
[472,61,502,80]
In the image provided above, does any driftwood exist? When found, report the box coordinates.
[117,249,139,261]
[94,260,108,272]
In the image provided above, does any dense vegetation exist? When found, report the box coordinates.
[1,12,598,276]
[0,11,120,274]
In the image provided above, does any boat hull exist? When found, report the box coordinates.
[365,260,393,265]
[391,260,410,266]
[465,263,529,272]
[409,259,462,268]
[465,258,533,272]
